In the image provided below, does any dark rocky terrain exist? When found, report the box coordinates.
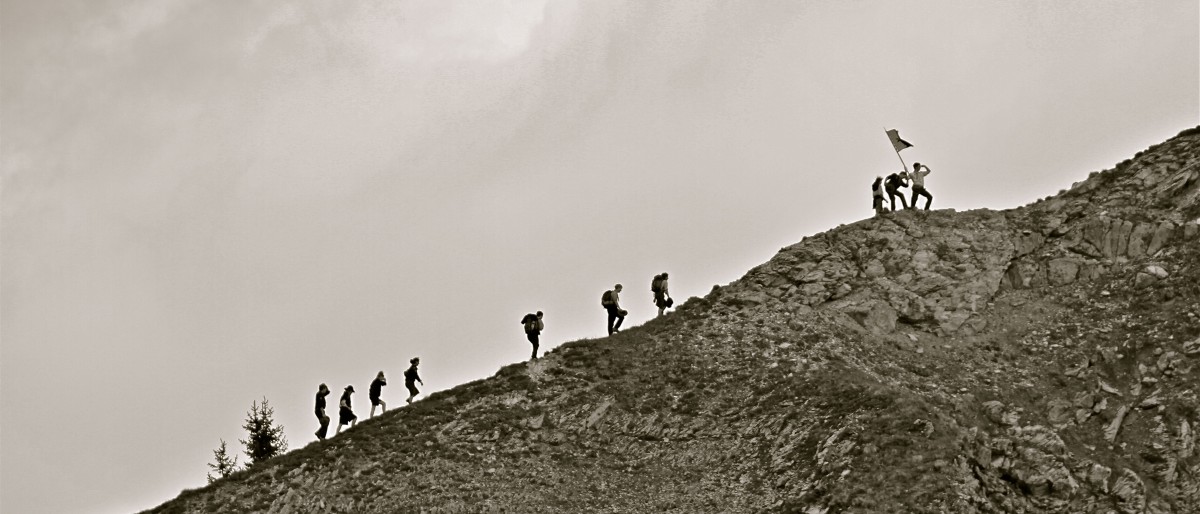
[148,127,1200,513]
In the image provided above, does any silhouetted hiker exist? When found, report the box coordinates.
[871,176,886,217]
[652,273,673,317]
[336,385,356,434]
[404,357,424,404]
[601,284,626,335]
[521,311,544,360]
[314,383,331,441]
[909,162,933,210]
[884,172,909,211]
[369,371,387,418]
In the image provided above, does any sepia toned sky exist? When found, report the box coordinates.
[2,1,1196,512]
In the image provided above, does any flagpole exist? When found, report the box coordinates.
[885,128,909,173]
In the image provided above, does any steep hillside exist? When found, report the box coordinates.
[148,128,1200,514]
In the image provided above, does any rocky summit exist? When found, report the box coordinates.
[148,128,1200,514]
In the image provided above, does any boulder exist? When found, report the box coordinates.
[1146,221,1176,255]
[1185,337,1200,356]
[1084,462,1112,492]
[1047,400,1074,425]
[1126,222,1154,257]
[1111,468,1146,514]
[1104,405,1129,442]
[983,401,1019,426]
[1047,258,1080,286]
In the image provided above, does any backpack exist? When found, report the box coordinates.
[601,290,614,307]
[651,275,663,293]
[522,314,540,334]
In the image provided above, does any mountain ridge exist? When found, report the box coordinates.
[148,126,1200,513]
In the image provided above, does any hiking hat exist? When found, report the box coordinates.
[345,385,355,392]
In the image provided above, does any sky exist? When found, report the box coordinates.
[1,1,1196,512]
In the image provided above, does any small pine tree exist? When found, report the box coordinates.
[206,439,239,483]
[239,397,289,466]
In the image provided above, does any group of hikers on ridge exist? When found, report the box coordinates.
[313,357,424,441]
[310,272,673,442]
[872,162,934,217]
[522,273,674,360]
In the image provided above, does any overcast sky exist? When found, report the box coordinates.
[2,1,1196,513]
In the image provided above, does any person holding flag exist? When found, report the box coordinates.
[884,129,933,211]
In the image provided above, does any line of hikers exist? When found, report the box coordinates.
[872,162,934,216]
[306,156,930,442]
[522,272,674,359]
[313,357,424,440]
[312,272,674,440]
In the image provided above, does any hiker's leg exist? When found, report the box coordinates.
[606,309,616,335]
[380,400,386,413]
[317,416,329,440]
[336,422,342,435]
[370,404,377,418]
[913,187,931,210]
[614,312,625,332]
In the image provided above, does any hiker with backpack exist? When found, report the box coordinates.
[871,176,886,217]
[601,284,627,335]
[314,383,331,441]
[404,357,424,404]
[884,172,909,211]
[336,385,357,435]
[521,311,544,360]
[909,162,933,210]
[651,273,673,317]
[369,371,387,418]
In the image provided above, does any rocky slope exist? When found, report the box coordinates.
[148,127,1200,513]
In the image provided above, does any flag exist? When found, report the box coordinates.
[886,129,913,153]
